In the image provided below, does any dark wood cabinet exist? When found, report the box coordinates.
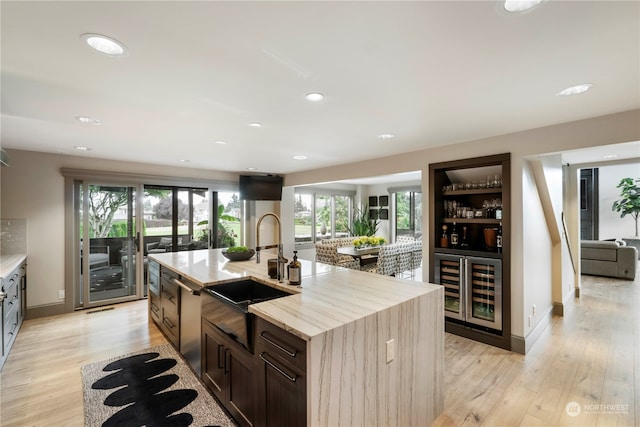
[159,269,180,348]
[202,319,255,427]
[254,317,306,427]
[429,153,511,350]
[148,264,181,348]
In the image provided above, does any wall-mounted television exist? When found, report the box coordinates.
[239,174,283,201]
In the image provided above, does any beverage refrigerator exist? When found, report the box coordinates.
[434,253,502,331]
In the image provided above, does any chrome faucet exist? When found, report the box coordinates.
[256,212,285,281]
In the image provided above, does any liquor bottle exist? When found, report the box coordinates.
[440,225,449,248]
[288,250,302,285]
[450,222,459,249]
[460,226,470,249]
[495,199,503,220]
[496,222,503,253]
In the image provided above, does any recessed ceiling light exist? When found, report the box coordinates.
[305,93,324,102]
[249,122,262,128]
[76,116,102,125]
[293,155,307,160]
[247,167,256,171]
[214,140,226,145]
[178,159,190,163]
[378,133,396,140]
[81,33,127,57]
[557,84,593,96]
[503,0,543,13]
[603,154,618,159]
[74,146,91,151]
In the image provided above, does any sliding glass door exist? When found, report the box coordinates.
[71,179,239,310]
[143,186,210,254]
[77,183,141,308]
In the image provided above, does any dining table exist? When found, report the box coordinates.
[337,245,380,267]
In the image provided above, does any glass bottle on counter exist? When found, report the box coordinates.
[288,251,302,285]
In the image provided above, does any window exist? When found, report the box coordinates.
[215,191,242,248]
[294,190,353,246]
[394,190,422,241]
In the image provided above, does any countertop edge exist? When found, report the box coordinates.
[0,254,27,280]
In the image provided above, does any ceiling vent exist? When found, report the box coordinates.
[1,148,9,167]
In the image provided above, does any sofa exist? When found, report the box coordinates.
[580,240,637,280]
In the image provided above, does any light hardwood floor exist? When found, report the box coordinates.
[0,273,637,426]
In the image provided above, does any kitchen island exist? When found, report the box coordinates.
[149,248,443,427]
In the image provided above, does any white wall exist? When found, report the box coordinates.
[521,161,553,338]
[597,161,640,239]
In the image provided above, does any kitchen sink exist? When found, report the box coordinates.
[201,279,291,352]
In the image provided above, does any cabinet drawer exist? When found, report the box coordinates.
[161,307,179,348]
[160,279,179,313]
[3,308,20,351]
[3,281,20,321]
[161,267,178,281]
[149,293,161,323]
[255,317,306,371]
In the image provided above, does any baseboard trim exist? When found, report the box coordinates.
[511,335,525,354]
[513,306,555,355]
[553,302,564,316]
[26,303,67,320]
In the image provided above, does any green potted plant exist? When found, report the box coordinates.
[612,177,640,237]
[344,205,379,237]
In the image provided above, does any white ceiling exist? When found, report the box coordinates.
[1,1,639,176]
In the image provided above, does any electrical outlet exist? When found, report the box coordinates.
[386,339,395,363]
[58,290,65,299]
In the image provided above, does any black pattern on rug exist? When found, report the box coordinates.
[82,344,237,427]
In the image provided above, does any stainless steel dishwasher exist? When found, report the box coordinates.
[174,276,202,377]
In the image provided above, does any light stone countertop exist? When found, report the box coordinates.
[149,249,441,341]
[0,254,27,280]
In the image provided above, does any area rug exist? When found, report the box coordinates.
[81,343,237,427]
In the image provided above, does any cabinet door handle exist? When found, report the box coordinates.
[162,317,175,329]
[217,344,224,370]
[173,278,200,296]
[224,348,230,374]
[162,291,174,301]
[150,302,160,314]
[260,331,298,357]
[259,352,298,383]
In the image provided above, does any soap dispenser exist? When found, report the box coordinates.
[288,251,301,286]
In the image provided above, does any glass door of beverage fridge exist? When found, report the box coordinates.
[465,257,502,331]
[434,253,465,321]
